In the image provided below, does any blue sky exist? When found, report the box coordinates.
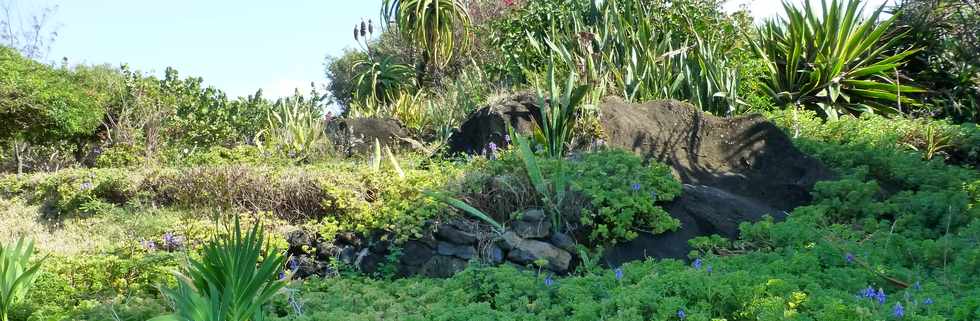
[14,0,890,99]
[29,0,379,98]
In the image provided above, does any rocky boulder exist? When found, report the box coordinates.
[327,117,417,156]
[450,95,834,211]
[498,231,572,272]
[599,99,834,210]
[448,93,539,155]
[603,184,784,264]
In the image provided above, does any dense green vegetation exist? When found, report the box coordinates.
[1,0,979,320]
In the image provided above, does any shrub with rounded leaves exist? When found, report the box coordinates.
[0,46,105,143]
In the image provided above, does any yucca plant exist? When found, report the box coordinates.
[351,55,416,108]
[1,237,45,321]
[381,0,471,70]
[151,218,287,321]
[532,61,588,159]
[750,0,925,119]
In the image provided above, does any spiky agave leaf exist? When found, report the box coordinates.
[750,0,925,119]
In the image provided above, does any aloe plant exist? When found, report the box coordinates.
[381,0,471,70]
[0,237,45,321]
[750,0,925,119]
[151,218,287,321]
[351,55,416,108]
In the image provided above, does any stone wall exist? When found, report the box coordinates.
[285,209,578,278]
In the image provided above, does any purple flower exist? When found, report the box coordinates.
[706,265,713,273]
[913,281,921,290]
[141,240,157,251]
[631,183,642,191]
[544,275,554,287]
[893,302,904,318]
[80,182,94,191]
[288,258,299,272]
[504,135,511,143]
[677,309,686,319]
[614,267,624,280]
[845,253,854,264]
[162,232,183,250]
[488,142,498,153]
[923,298,933,305]
[692,258,703,270]
[862,286,876,298]
[279,271,286,280]
[875,288,887,305]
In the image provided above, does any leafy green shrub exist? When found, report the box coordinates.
[19,250,179,319]
[567,150,682,243]
[319,162,461,240]
[483,0,584,81]
[766,108,980,167]
[7,169,137,219]
[95,144,144,168]
[176,145,269,166]
[750,0,923,119]
[483,147,682,244]
[0,46,105,144]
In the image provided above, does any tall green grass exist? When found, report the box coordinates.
[0,237,45,321]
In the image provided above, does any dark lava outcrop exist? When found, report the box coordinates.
[450,95,835,262]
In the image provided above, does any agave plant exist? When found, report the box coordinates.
[381,0,472,70]
[151,218,287,321]
[750,0,925,119]
[1,237,45,321]
[351,55,416,108]
[256,93,329,161]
